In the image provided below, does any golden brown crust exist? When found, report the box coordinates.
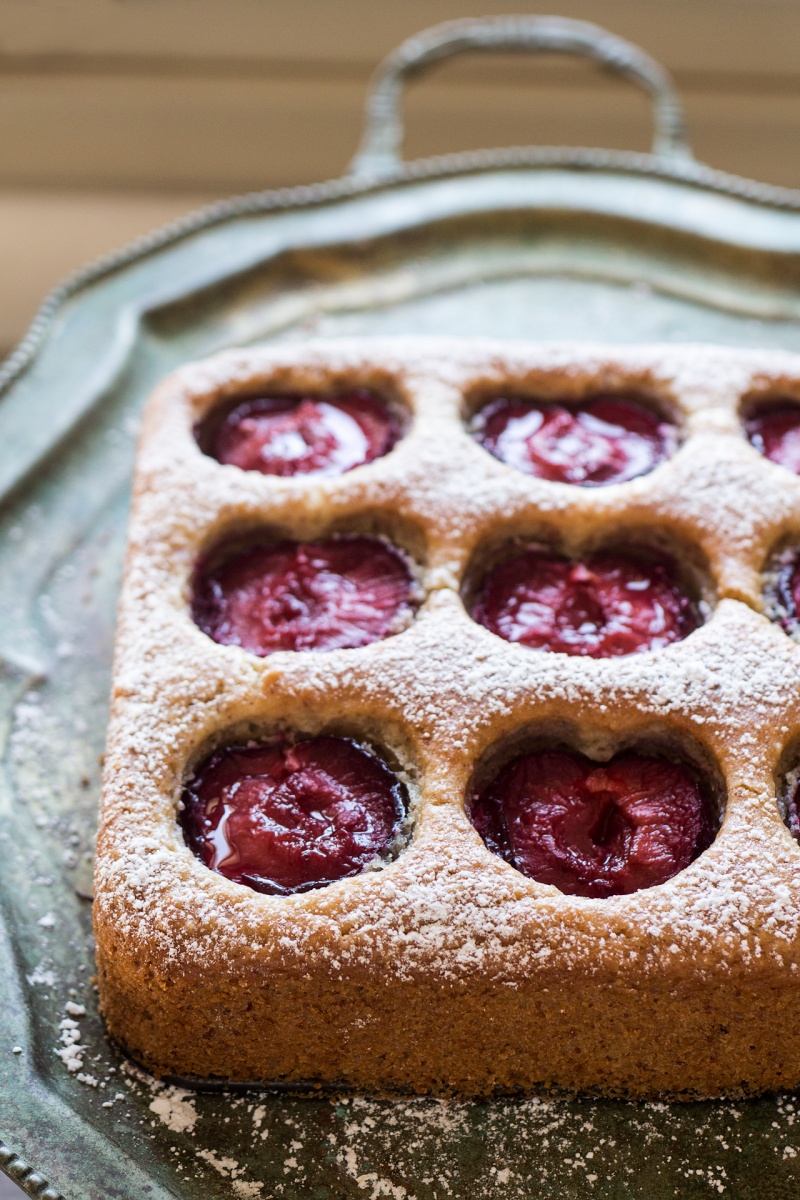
[94,338,800,1097]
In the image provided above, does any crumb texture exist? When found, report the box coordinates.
[94,338,800,1097]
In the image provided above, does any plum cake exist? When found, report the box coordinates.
[95,337,800,1097]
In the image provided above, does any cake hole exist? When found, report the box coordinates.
[775,739,800,843]
[743,395,800,474]
[180,732,409,896]
[464,539,704,658]
[195,387,406,477]
[783,773,800,841]
[466,728,720,898]
[467,390,678,486]
[191,531,422,656]
[762,542,800,641]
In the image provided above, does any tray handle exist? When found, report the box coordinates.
[349,15,692,179]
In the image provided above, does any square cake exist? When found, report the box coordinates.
[95,338,800,1097]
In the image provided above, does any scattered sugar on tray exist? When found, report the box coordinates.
[103,1074,800,1197]
[55,1016,85,1073]
[148,1084,198,1133]
[27,962,57,988]
[195,1148,239,1176]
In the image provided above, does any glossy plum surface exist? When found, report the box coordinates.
[745,402,800,474]
[192,536,415,655]
[468,747,716,898]
[181,737,406,895]
[472,394,676,486]
[203,390,402,477]
[471,547,699,657]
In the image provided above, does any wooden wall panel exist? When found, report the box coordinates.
[0,70,797,193]
[2,0,800,76]
[0,0,798,351]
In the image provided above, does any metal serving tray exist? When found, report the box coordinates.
[3,16,800,1199]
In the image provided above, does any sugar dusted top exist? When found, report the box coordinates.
[95,338,800,992]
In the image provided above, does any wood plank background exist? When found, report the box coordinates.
[1,0,800,351]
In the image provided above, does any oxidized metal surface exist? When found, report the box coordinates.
[349,14,693,177]
[3,16,800,1200]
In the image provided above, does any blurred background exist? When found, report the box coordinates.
[1,0,800,363]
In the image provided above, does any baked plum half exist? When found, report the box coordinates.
[471,393,676,486]
[471,547,699,657]
[192,536,417,655]
[181,737,407,895]
[200,390,402,477]
[745,401,800,474]
[468,747,716,898]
